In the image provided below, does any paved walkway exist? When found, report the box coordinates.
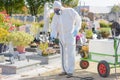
[0,53,120,80]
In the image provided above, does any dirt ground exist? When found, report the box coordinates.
[20,61,120,80]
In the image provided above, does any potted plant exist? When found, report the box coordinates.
[0,28,9,53]
[39,42,56,56]
[0,11,16,53]
[85,30,93,39]
[98,28,110,38]
[8,31,34,53]
[39,42,49,56]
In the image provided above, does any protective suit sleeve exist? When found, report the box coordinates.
[50,15,58,39]
[71,9,82,36]
[74,10,82,33]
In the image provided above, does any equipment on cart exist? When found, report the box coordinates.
[80,45,89,58]
[79,37,120,79]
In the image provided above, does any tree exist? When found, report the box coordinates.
[12,0,25,14]
[25,0,54,16]
[2,0,12,15]
[0,0,5,11]
[2,0,25,16]
[61,0,79,7]
[111,5,120,13]
[25,0,78,16]
[111,5,120,22]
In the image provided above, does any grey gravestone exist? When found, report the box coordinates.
[18,16,24,21]
[26,16,34,22]
[37,16,43,22]
[24,16,27,22]
[0,55,5,63]
[18,53,26,61]
[27,52,60,64]
[0,60,40,74]
[13,16,19,20]
[25,24,31,34]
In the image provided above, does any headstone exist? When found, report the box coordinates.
[24,16,27,22]
[26,16,34,22]
[0,55,5,63]
[19,25,26,32]
[18,54,26,61]
[18,16,24,21]
[33,16,36,22]
[25,24,31,34]
[0,60,40,74]
[9,42,14,54]
[13,16,19,20]
[37,16,43,22]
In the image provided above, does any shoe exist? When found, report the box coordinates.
[66,73,73,78]
[58,72,67,76]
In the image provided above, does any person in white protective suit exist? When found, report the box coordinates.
[50,1,81,78]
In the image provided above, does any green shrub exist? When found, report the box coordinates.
[31,22,41,36]
[85,30,93,39]
[39,20,44,28]
[99,20,109,28]
[7,31,34,46]
[11,18,24,27]
[81,22,87,30]
[99,28,110,38]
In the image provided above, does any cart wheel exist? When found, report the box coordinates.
[80,60,89,69]
[97,60,110,77]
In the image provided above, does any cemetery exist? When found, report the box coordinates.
[0,0,120,80]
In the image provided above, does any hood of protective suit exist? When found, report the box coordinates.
[53,1,62,9]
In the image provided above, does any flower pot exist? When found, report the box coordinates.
[16,46,25,54]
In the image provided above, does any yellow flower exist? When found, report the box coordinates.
[0,28,9,43]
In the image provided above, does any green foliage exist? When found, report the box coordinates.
[111,5,120,13]
[0,12,11,30]
[25,0,54,16]
[39,20,44,28]
[81,22,87,30]
[0,13,5,23]
[0,0,78,16]
[26,0,78,16]
[39,42,48,52]
[99,20,110,28]
[98,28,110,38]
[39,42,49,56]
[62,0,79,7]
[37,7,44,15]
[7,31,34,46]
[85,30,93,39]
[2,0,25,16]
[0,0,4,11]
[30,21,44,36]
[11,18,24,27]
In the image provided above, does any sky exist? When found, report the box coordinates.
[78,0,120,6]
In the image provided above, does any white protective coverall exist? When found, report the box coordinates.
[51,1,81,74]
